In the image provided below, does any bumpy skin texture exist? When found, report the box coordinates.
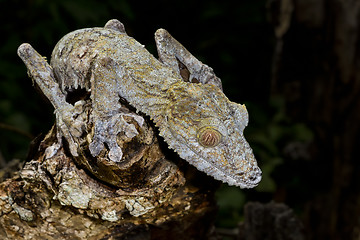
[17,19,261,188]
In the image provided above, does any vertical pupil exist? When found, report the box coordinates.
[203,131,216,146]
[198,128,221,147]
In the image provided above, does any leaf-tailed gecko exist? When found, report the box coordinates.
[17,19,261,188]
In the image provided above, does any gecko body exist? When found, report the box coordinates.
[18,20,261,188]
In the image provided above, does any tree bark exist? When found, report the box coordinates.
[269,0,360,239]
[239,202,305,240]
[0,105,219,240]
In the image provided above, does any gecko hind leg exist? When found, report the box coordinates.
[154,29,223,90]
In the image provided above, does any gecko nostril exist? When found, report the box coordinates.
[249,176,256,181]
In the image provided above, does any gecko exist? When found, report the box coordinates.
[17,19,261,188]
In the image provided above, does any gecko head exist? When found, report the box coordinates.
[159,83,262,188]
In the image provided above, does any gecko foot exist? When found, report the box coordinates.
[55,101,86,156]
[104,19,127,34]
[154,29,222,90]
[89,113,144,162]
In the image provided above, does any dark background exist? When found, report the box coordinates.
[1,0,359,239]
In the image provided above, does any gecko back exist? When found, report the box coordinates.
[21,20,262,188]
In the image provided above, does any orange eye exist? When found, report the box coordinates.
[197,127,222,147]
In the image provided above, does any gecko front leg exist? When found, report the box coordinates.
[154,29,223,90]
[17,43,84,157]
[88,57,144,162]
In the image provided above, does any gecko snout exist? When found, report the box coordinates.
[239,166,262,187]
[249,166,262,185]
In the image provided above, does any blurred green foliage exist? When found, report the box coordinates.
[215,96,314,228]
[0,0,314,232]
[249,96,314,193]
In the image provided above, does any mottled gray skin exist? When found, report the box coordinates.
[17,19,261,188]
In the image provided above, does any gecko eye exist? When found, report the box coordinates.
[197,126,222,147]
